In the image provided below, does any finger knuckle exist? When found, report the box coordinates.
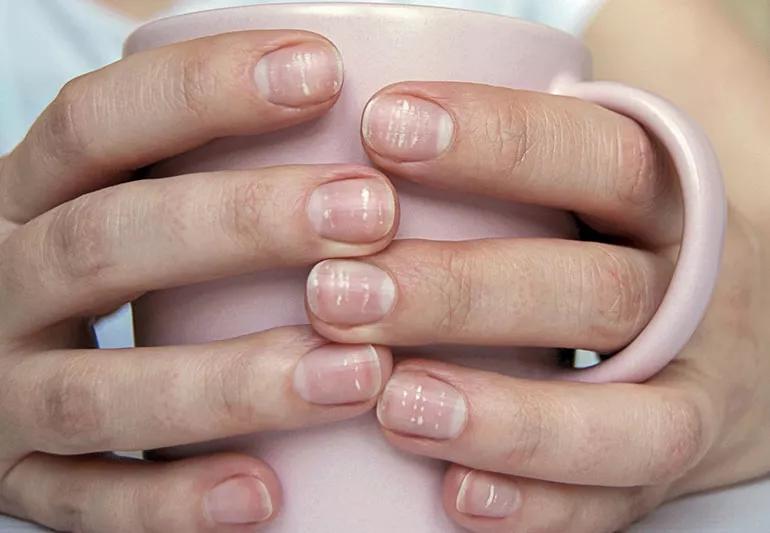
[434,248,475,335]
[580,246,651,349]
[33,361,108,453]
[135,483,189,533]
[46,475,89,532]
[205,350,265,430]
[621,487,665,530]
[647,394,708,483]
[47,194,118,285]
[220,178,278,253]
[174,49,220,121]
[502,392,548,472]
[614,121,667,213]
[47,76,94,165]
[478,99,532,175]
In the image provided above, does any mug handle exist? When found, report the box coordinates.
[552,81,727,383]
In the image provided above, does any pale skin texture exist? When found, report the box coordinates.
[0,1,768,532]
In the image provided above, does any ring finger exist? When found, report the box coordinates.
[0,326,391,456]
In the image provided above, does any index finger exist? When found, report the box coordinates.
[0,30,343,223]
[360,82,682,246]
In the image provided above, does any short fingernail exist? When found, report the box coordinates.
[376,372,467,439]
[456,470,520,518]
[204,476,272,525]
[307,178,395,242]
[362,94,454,161]
[255,41,343,106]
[307,260,395,325]
[294,344,382,404]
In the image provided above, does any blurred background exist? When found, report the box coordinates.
[722,0,770,52]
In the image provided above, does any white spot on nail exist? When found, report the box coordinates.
[361,186,371,221]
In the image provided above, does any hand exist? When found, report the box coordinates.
[306,82,770,531]
[0,31,398,531]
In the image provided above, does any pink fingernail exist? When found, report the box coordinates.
[306,260,395,325]
[376,372,467,440]
[307,178,395,243]
[362,94,454,161]
[294,344,382,404]
[204,476,272,525]
[255,42,343,106]
[456,470,520,518]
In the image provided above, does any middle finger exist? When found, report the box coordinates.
[306,239,672,354]
[0,164,396,337]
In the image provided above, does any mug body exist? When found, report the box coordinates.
[126,4,589,531]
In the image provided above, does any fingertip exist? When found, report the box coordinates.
[179,453,284,528]
[442,463,472,513]
[292,343,390,406]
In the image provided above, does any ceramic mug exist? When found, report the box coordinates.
[125,4,725,531]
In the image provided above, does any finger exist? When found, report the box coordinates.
[0,164,396,336]
[361,82,682,245]
[0,30,343,223]
[442,465,663,533]
[0,326,392,455]
[0,452,281,532]
[375,359,715,486]
[306,239,671,354]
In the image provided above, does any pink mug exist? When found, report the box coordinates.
[125,4,725,531]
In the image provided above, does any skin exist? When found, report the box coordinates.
[0,0,768,531]
[0,30,398,531]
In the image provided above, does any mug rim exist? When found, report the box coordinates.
[125,1,587,55]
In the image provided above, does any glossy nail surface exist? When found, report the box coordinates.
[204,476,272,525]
[294,344,382,404]
[456,470,519,518]
[255,42,343,106]
[377,372,467,439]
[362,94,453,161]
[307,260,396,325]
[307,178,395,242]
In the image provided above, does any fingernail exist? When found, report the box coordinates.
[362,94,454,161]
[306,260,395,325]
[255,42,343,106]
[294,344,382,404]
[376,372,467,439]
[456,470,520,518]
[307,178,395,243]
[204,476,272,525]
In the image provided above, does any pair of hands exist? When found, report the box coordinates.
[0,30,768,532]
